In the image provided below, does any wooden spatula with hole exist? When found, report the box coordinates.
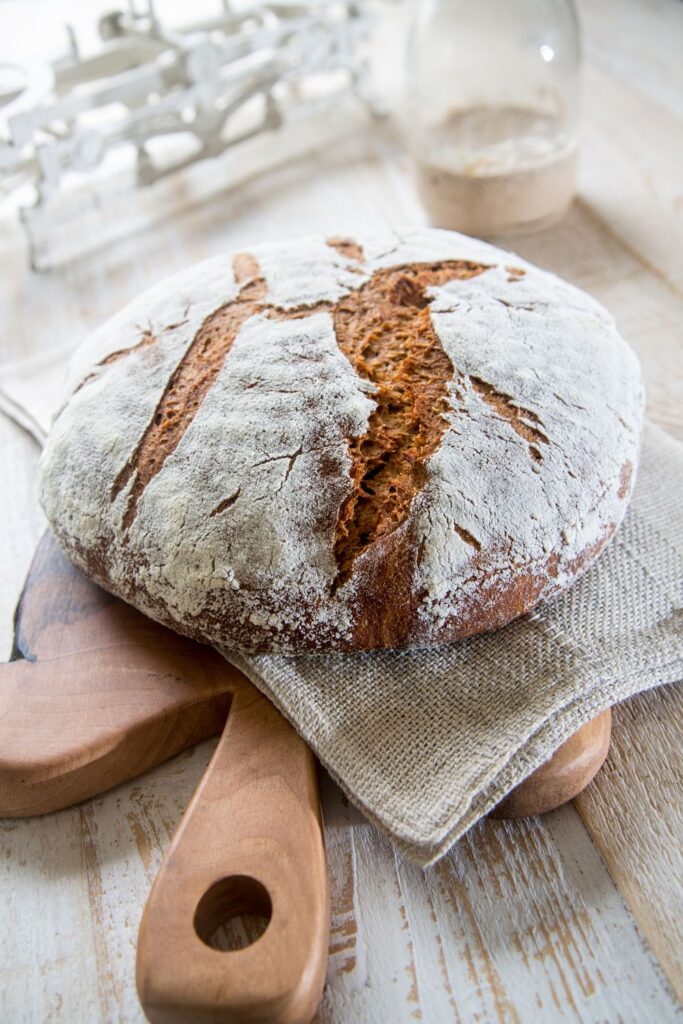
[0,531,611,1024]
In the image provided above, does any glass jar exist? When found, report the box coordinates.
[405,0,581,237]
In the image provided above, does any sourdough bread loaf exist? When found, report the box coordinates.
[39,229,644,653]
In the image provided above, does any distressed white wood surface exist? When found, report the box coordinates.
[575,685,683,1005]
[1,0,682,1021]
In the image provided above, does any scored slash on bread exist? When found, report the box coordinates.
[39,229,644,653]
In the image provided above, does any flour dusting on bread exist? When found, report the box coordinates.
[39,229,644,653]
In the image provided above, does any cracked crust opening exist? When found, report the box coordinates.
[331,260,488,587]
[112,253,269,530]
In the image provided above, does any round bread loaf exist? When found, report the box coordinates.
[39,229,644,654]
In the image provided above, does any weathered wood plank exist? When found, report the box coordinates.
[316,784,680,1022]
[575,684,683,1002]
[0,739,216,1024]
[0,419,45,655]
[0,806,100,1024]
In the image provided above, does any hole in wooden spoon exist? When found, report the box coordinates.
[194,875,272,952]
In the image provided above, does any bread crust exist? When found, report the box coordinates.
[39,229,644,653]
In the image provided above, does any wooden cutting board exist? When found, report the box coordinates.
[0,531,330,1023]
[0,532,611,1023]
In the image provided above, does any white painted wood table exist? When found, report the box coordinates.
[1,1,681,1020]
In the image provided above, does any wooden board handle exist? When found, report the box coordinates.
[136,681,330,1024]
[0,532,232,817]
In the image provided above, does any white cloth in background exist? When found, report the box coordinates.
[0,345,74,445]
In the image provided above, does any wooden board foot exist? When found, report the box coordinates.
[491,709,612,819]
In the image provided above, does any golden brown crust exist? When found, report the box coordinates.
[345,509,620,652]
[57,500,621,655]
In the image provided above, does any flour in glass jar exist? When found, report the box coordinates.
[415,106,577,237]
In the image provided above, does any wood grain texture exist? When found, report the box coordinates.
[579,63,683,292]
[0,532,230,816]
[317,782,678,1023]
[137,682,330,1024]
[575,684,683,1003]
[1,0,682,1019]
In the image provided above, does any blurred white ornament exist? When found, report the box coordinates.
[0,0,373,268]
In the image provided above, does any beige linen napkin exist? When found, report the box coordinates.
[2,355,682,864]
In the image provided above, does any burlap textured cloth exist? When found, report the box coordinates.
[1,359,682,864]
[230,422,683,863]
